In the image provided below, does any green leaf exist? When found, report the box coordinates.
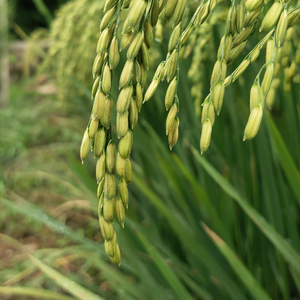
[266,113,300,206]
[0,286,75,300]
[29,256,104,300]
[202,223,272,300]
[191,145,300,275]
[136,230,194,300]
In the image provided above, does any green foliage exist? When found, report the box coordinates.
[2,0,300,298]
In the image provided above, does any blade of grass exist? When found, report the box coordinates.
[136,230,194,300]
[29,256,103,300]
[132,173,248,300]
[202,223,272,300]
[0,287,75,300]
[191,145,300,275]
[32,0,53,26]
[266,113,300,206]
[289,266,300,294]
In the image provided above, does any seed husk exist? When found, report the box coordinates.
[119,178,129,208]
[287,8,300,27]
[92,53,105,79]
[93,90,106,119]
[201,100,215,126]
[119,130,133,158]
[173,0,187,26]
[211,58,227,86]
[115,197,125,227]
[102,63,111,94]
[117,85,133,113]
[109,36,120,69]
[227,40,247,64]
[128,0,147,28]
[144,20,153,48]
[119,60,134,90]
[259,2,283,32]
[120,33,133,52]
[116,153,126,177]
[266,37,275,63]
[140,42,149,70]
[94,128,106,157]
[236,3,245,34]
[80,129,90,164]
[167,50,178,81]
[245,0,263,12]
[150,0,159,26]
[97,28,110,54]
[104,173,116,199]
[104,232,117,256]
[91,76,100,100]
[97,177,105,198]
[165,77,177,110]
[100,7,116,31]
[168,117,179,150]
[99,215,114,240]
[117,111,129,138]
[110,243,121,265]
[211,81,225,115]
[243,104,263,140]
[127,31,144,60]
[124,159,132,183]
[249,82,262,111]
[275,9,288,47]
[232,26,254,48]
[164,0,179,21]
[104,0,117,12]
[136,83,143,112]
[166,103,178,135]
[266,88,276,109]
[89,119,99,140]
[218,34,233,61]
[96,153,106,183]
[200,119,212,154]
[144,79,159,102]
[261,64,274,95]
[168,23,181,53]
[129,99,139,129]
[100,96,113,129]
[232,59,250,82]
[106,140,116,173]
[250,46,260,63]
[103,197,115,222]
[244,6,263,27]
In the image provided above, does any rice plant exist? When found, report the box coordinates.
[2,0,300,298]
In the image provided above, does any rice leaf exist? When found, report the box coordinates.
[202,223,272,300]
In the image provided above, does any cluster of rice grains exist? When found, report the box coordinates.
[80,0,300,264]
[199,0,300,153]
[79,0,218,264]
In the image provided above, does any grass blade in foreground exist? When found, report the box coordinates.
[266,113,300,206]
[191,145,300,274]
[202,223,272,300]
[30,256,104,300]
[0,287,75,300]
[136,230,194,300]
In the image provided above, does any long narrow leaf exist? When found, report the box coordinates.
[136,230,194,300]
[202,223,272,300]
[191,145,300,274]
[0,287,75,300]
[30,256,103,300]
[266,113,300,206]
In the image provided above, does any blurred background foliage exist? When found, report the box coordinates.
[1,0,300,299]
